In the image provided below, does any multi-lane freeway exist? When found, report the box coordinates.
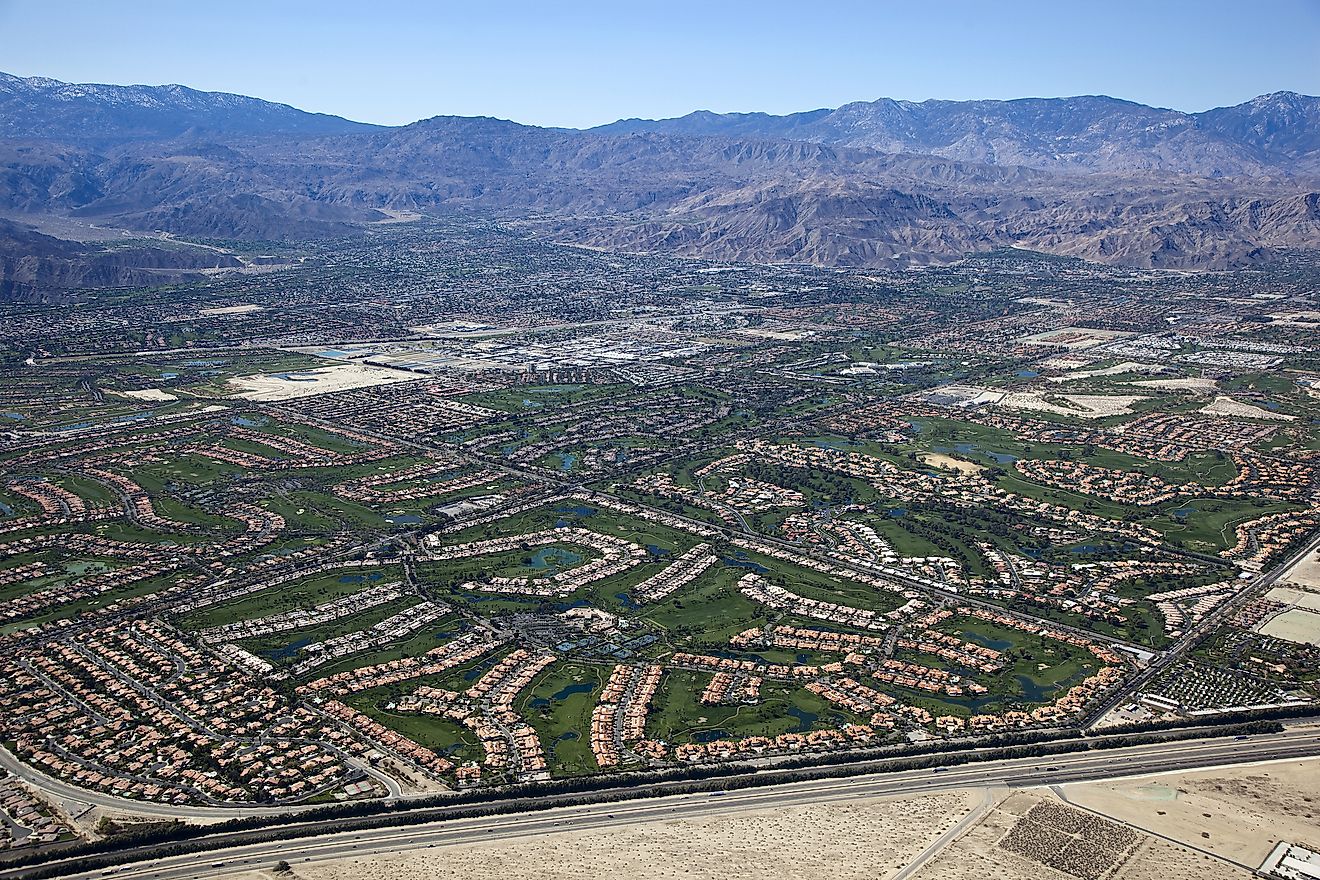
[10,727,1319,880]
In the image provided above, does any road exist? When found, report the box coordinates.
[0,746,307,822]
[14,728,1320,880]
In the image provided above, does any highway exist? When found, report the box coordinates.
[12,727,1320,880]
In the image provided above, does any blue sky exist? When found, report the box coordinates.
[2,0,1318,128]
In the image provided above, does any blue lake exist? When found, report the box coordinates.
[551,681,595,701]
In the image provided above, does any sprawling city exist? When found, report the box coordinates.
[2,3,1319,879]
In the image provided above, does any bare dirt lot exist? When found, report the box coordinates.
[920,453,985,474]
[906,791,1252,880]
[1063,757,1320,867]
[225,364,424,401]
[287,790,975,880]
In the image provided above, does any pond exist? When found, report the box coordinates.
[787,705,817,733]
[338,572,385,584]
[691,729,729,744]
[721,552,769,575]
[551,681,595,701]
[957,628,1014,652]
[527,546,584,575]
[554,502,597,518]
[933,442,1018,465]
[259,634,316,661]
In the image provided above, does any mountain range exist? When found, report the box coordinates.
[2,71,1319,295]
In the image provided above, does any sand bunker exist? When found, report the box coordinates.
[226,364,423,401]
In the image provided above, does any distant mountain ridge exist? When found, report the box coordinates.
[593,92,1320,176]
[1,71,1318,287]
[0,72,377,140]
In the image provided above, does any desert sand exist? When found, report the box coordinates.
[111,388,179,401]
[225,364,424,401]
[1198,396,1294,421]
[220,759,1320,880]
[1063,757,1320,866]
[1001,392,1147,418]
[908,790,1254,880]
[1279,548,1320,590]
[293,790,974,880]
[1129,377,1218,393]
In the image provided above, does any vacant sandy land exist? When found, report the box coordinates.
[110,388,178,402]
[1129,377,1218,393]
[920,453,985,474]
[1046,361,1154,383]
[1263,585,1320,611]
[226,364,424,401]
[1198,396,1294,421]
[1257,608,1320,646]
[199,303,262,316]
[290,790,975,880]
[908,790,1252,880]
[1279,547,1320,590]
[1001,392,1147,418]
[1063,757,1320,866]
